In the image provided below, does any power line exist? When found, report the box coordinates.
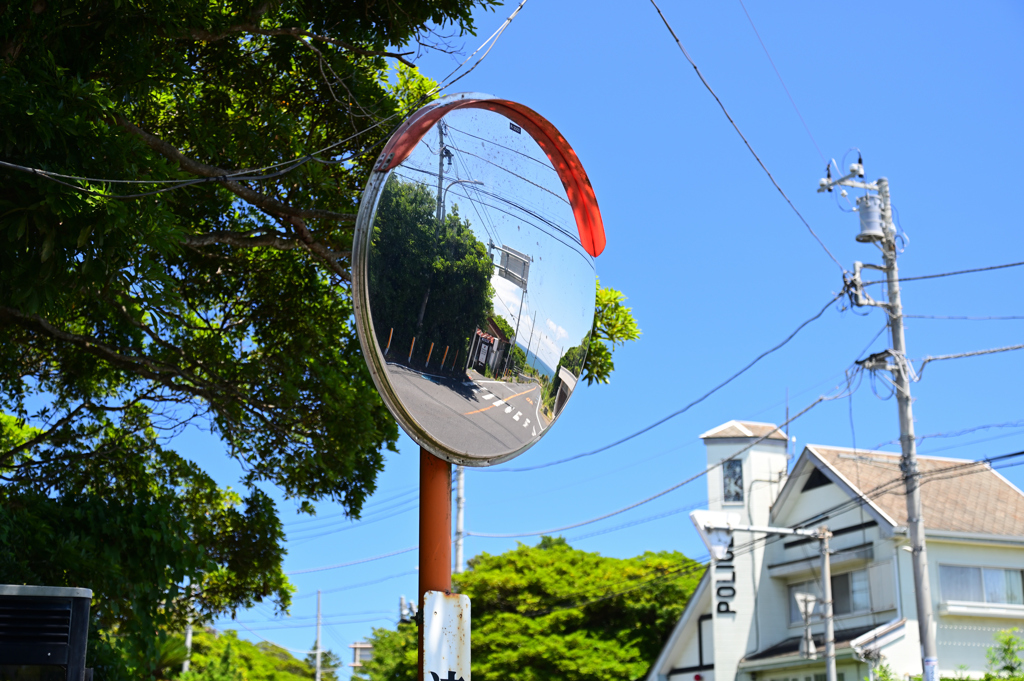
[285,546,418,575]
[446,144,569,205]
[234,622,315,654]
[905,315,1024,321]
[485,288,849,472]
[445,124,557,172]
[469,380,856,539]
[566,501,707,543]
[233,610,393,624]
[291,570,418,600]
[647,0,845,274]
[727,448,1024,561]
[3,0,531,201]
[916,343,1024,379]
[285,487,418,527]
[736,0,827,165]
[861,260,1024,286]
[433,0,530,93]
[870,420,1024,450]
[287,503,418,544]
[234,616,393,631]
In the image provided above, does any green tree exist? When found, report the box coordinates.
[0,0,495,675]
[368,177,494,369]
[582,280,642,385]
[986,628,1024,681]
[358,538,704,681]
[182,629,315,681]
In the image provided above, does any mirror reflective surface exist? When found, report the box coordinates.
[353,97,597,466]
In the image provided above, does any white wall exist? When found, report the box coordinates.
[706,438,789,681]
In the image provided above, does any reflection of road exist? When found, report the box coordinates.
[385,364,550,459]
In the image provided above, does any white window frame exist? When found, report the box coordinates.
[938,563,1024,607]
[788,568,872,624]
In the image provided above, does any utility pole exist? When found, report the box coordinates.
[818,162,939,681]
[182,613,192,673]
[315,590,322,681]
[418,125,447,333]
[455,464,465,573]
[820,528,836,681]
[523,310,538,378]
[435,124,445,224]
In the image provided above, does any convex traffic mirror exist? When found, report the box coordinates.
[353,93,606,466]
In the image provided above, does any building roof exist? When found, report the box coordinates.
[743,624,877,662]
[700,420,788,441]
[808,445,1024,536]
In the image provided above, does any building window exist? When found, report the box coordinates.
[939,565,1024,605]
[723,459,743,503]
[789,569,871,622]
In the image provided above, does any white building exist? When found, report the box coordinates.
[647,420,1024,681]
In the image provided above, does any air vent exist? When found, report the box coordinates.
[0,597,72,644]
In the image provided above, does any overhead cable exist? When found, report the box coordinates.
[290,569,418,600]
[916,343,1024,379]
[904,314,1024,321]
[3,0,530,200]
[647,0,845,273]
[484,288,849,472]
[861,260,1024,286]
[736,0,828,165]
[285,545,417,575]
[469,381,856,539]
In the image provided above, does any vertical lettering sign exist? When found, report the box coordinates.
[714,538,737,614]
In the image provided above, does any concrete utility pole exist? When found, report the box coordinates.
[820,528,836,681]
[315,590,322,681]
[182,614,192,673]
[818,163,939,681]
[455,464,465,573]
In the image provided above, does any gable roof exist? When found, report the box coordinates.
[700,420,788,441]
[807,445,1024,536]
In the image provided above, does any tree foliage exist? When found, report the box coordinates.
[0,0,640,675]
[180,629,324,681]
[368,177,494,369]
[581,280,641,385]
[986,628,1024,681]
[0,0,494,673]
[358,538,704,681]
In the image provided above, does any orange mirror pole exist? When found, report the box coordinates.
[418,447,452,681]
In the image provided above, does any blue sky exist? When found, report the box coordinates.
[196,0,1024,668]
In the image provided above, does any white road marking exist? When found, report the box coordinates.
[492,400,505,407]
[504,405,513,414]
[532,427,537,437]
[523,418,530,428]
[513,411,521,421]
[482,394,494,400]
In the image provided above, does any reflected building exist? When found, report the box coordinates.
[467,317,512,377]
[553,365,577,417]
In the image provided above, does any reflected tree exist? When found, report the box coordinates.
[369,177,494,370]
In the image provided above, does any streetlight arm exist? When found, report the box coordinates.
[698,521,819,538]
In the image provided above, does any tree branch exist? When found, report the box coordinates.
[115,117,356,225]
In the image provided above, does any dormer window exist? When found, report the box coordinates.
[723,459,743,503]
